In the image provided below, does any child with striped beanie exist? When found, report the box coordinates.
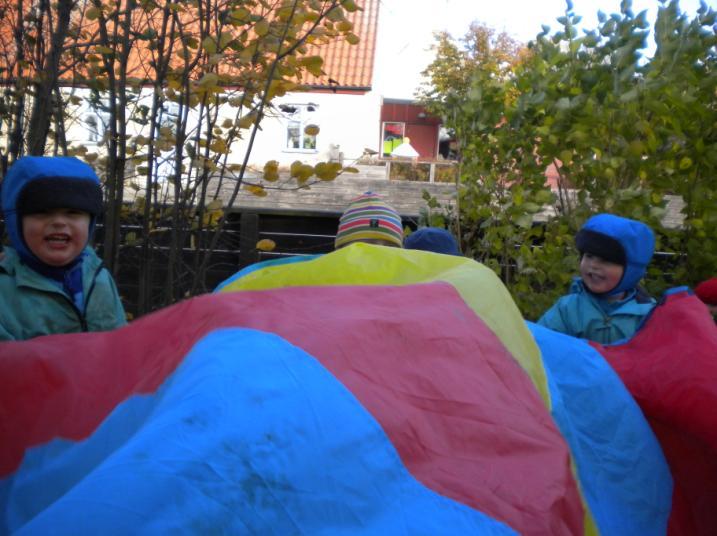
[334,192,403,249]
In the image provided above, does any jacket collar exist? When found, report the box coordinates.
[0,246,102,294]
[571,278,640,310]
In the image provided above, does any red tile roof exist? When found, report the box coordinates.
[0,2,380,93]
[303,0,379,92]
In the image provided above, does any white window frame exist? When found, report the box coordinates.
[84,110,110,144]
[381,121,406,157]
[281,103,319,153]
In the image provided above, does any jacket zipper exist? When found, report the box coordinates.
[65,264,104,332]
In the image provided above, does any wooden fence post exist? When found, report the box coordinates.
[239,211,260,267]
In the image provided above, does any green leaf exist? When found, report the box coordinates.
[555,97,572,110]
[201,36,217,54]
[86,6,102,20]
[679,157,693,170]
[515,214,533,229]
[619,88,639,102]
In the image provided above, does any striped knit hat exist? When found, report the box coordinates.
[335,192,403,249]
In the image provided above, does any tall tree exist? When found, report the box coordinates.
[417,22,526,125]
[0,0,363,313]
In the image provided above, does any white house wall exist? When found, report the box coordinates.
[225,91,382,168]
[60,87,382,171]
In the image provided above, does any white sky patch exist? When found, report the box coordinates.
[373,0,710,99]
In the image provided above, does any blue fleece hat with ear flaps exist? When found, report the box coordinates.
[575,213,655,296]
[1,156,103,263]
[404,227,461,255]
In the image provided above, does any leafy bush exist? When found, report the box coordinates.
[420,1,717,319]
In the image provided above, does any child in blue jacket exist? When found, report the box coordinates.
[538,213,656,344]
[0,156,126,341]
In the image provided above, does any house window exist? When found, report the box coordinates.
[160,102,180,135]
[382,122,405,157]
[281,103,318,152]
[84,112,109,144]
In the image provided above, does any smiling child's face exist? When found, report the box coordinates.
[22,208,90,267]
[580,252,624,297]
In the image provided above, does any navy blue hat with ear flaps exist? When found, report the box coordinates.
[404,227,461,256]
[1,156,102,263]
[575,213,655,296]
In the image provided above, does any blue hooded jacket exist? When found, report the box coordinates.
[537,214,656,344]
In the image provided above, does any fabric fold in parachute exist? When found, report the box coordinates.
[593,289,717,535]
[3,328,514,534]
[218,243,551,407]
[530,322,671,535]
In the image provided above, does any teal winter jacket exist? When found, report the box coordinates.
[537,279,655,345]
[0,247,126,341]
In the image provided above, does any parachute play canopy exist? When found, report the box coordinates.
[1,244,715,534]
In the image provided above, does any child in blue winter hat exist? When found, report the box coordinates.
[537,213,656,344]
[404,227,461,256]
[0,156,126,341]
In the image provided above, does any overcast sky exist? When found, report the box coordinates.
[373,0,710,99]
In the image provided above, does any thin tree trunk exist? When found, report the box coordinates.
[26,0,73,155]
[7,0,27,164]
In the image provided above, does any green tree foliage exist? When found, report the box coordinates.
[417,22,526,128]
[421,0,717,319]
[0,0,363,313]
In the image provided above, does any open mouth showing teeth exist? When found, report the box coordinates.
[46,235,70,243]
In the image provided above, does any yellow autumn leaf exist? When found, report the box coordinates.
[254,19,270,37]
[238,113,256,129]
[337,20,353,32]
[218,32,234,50]
[290,160,304,178]
[209,138,229,154]
[256,239,276,252]
[343,166,359,173]
[245,184,268,197]
[326,8,344,22]
[264,160,280,182]
[267,80,288,99]
[198,72,219,87]
[277,6,294,21]
[314,162,340,181]
[86,6,102,20]
[206,199,223,211]
[341,0,359,12]
[345,33,360,45]
[202,36,217,54]
[230,8,250,22]
[304,124,320,136]
[228,96,244,107]
[301,56,324,77]
[294,164,314,183]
